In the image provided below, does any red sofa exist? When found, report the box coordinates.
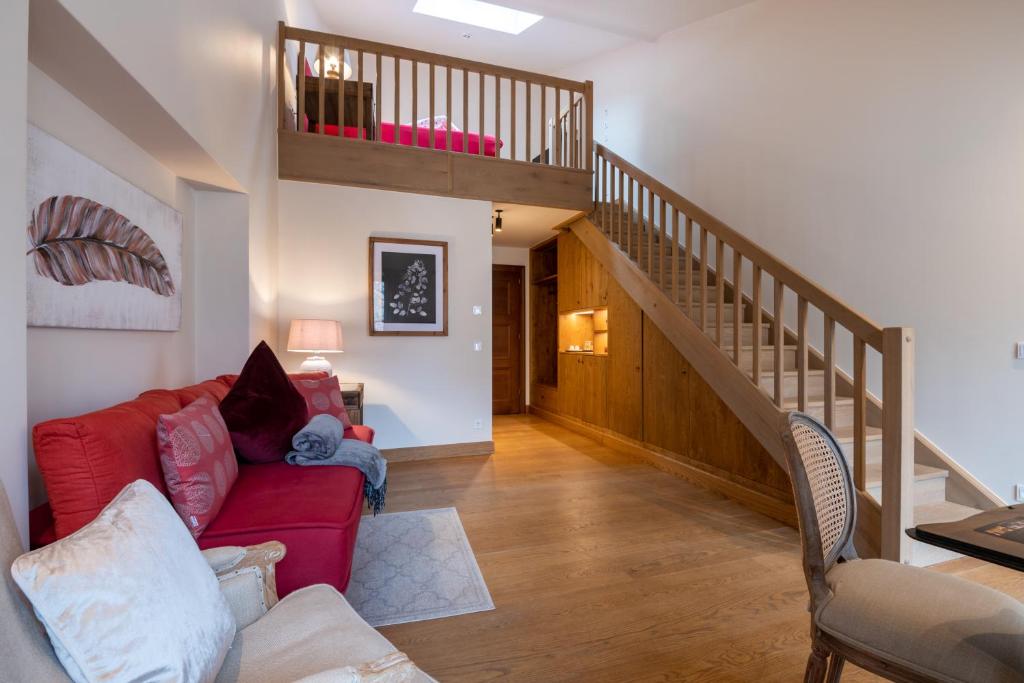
[31,373,373,597]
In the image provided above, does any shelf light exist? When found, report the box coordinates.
[572,309,595,316]
[413,0,543,35]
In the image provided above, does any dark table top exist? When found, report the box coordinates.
[908,505,1024,572]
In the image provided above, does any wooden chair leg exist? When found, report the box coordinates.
[825,653,845,683]
[804,643,830,683]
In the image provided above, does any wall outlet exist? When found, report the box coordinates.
[1015,484,1024,503]
[473,419,483,430]
[472,305,482,316]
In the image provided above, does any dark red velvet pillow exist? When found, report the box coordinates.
[219,341,308,464]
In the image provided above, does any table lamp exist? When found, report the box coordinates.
[287,319,344,376]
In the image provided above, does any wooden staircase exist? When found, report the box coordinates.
[579,144,1001,565]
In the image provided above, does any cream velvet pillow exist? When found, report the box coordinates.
[11,480,235,683]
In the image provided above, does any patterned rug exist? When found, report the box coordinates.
[345,507,495,627]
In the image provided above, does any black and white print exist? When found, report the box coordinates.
[370,238,448,336]
[382,252,436,324]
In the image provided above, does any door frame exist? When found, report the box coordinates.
[492,264,526,414]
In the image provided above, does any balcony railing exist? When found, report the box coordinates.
[276,23,594,209]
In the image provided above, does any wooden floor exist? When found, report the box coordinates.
[379,415,1024,682]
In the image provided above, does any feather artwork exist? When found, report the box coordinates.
[26,195,175,296]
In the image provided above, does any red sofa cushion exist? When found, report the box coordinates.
[34,391,183,539]
[219,342,308,464]
[293,375,352,429]
[198,461,365,596]
[157,397,238,537]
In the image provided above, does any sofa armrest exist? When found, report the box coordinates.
[292,652,418,683]
[202,541,286,628]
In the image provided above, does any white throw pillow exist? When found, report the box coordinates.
[415,114,462,132]
[11,479,235,683]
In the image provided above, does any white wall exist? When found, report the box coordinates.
[277,182,493,448]
[57,0,293,351]
[194,190,252,379]
[0,0,29,543]
[492,246,531,404]
[25,66,199,507]
[562,0,1024,499]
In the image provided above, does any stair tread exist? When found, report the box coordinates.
[720,343,797,352]
[781,397,854,410]
[832,425,883,442]
[914,501,984,525]
[865,462,948,488]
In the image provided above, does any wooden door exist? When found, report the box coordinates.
[493,265,525,414]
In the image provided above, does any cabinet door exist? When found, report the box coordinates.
[558,355,585,420]
[557,233,578,312]
[606,280,643,440]
[642,316,690,456]
[581,246,608,308]
[581,356,608,426]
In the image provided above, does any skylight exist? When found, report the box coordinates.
[413,0,543,35]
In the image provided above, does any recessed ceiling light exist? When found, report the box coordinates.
[413,0,543,35]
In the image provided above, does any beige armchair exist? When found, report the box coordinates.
[782,411,1024,682]
[0,484,435,683]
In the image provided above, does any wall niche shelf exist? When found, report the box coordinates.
[559,306,609,356]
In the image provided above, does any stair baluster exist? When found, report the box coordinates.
[590,144,922,563]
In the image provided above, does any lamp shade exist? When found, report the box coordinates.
[287,319,344,353]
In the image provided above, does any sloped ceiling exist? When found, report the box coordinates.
[308,0,757,72]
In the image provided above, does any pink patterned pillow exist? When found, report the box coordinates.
[157,397,238,537]
[292,375,352,429]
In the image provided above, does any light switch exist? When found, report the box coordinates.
[1017,342,1024,360]
[472,305,482,316]
[473,341,483,352]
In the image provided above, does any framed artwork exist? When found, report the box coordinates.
[25,125,182,331]
[369,237,448,336]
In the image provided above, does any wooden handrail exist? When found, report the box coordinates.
[591,143,915,562]
[595,143,884,350]
[283,25,588,93]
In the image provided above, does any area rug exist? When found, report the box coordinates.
[345,507,495,627]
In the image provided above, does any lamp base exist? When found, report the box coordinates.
[299,356,334,376]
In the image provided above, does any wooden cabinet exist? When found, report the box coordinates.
[531,382,559,411]
[558,231,607,312]
[559,353,607,425]
[530,237,559,392]
[580,356,607,426]
[606,280,643,440]
[558,354,582,419]
[642,318,691,456]
[341,382,364,425]
[557,233,579,312]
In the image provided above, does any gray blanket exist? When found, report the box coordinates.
[287,414,387,514]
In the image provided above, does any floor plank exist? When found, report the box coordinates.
[375,415,1024,682]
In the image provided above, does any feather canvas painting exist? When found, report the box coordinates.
[26,126,182,331]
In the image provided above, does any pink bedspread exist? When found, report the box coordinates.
[312,122,502,157]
